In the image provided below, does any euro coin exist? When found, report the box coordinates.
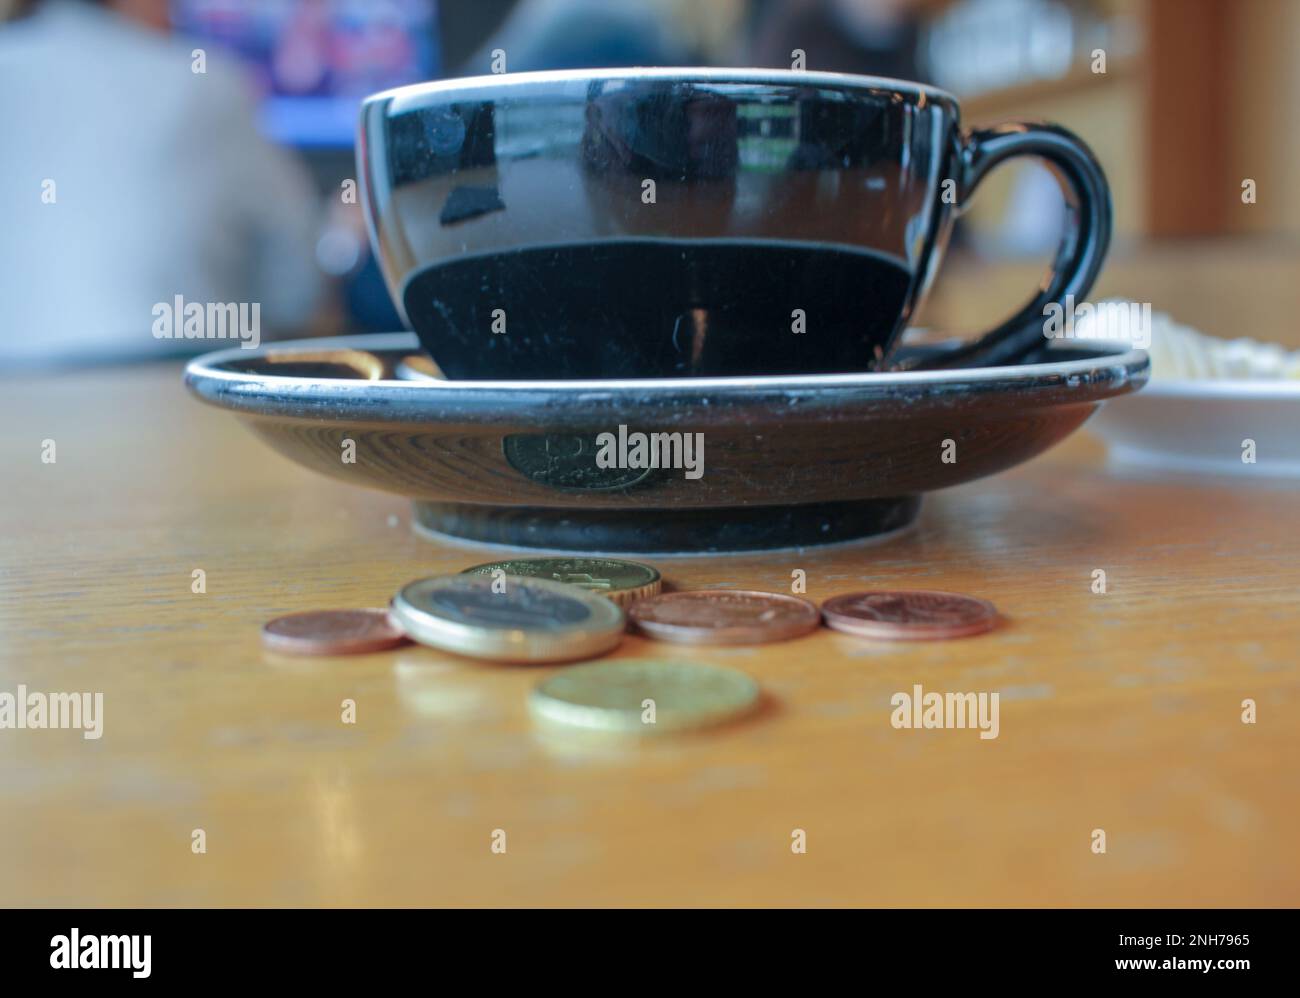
[261,608,407,655]
[529,659,760,734]
[628,589,820,645]
[821,590,998,640]
[461,557,661,606]
[391,574,625,662]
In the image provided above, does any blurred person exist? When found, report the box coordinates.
[0,0,325,365]
[747,0,926,79]
[455,0,738,74]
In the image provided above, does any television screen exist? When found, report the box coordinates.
[172,0,440,147]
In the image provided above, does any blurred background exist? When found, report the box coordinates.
[3,0,1298,364]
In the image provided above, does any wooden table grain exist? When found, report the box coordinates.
[1,361,1296,907]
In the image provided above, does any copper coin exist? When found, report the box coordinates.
[821,590,998,640]
[628,589,820,645]
[261,608,407,655]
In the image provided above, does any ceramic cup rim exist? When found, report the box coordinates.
[360,66,961,115]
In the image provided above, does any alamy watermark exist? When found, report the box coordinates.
[1043,295,1151,349]
[891,684,999,740]
[152,295,260,350]
[0,686,103,740]
[595,425,704,480]
[50,929,150,978]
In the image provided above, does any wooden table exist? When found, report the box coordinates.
[2,361,1296,907]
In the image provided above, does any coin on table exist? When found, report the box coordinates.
[529,659,761,734]
[261,608,407,656]
[460,557,661,607]
[628,589,820,645]
[821,590,998,640]
[391,574,625,663]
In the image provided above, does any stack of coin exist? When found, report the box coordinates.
[258,549,1000,720]
[460,557,661,607]
[256,555,1009,751]
[390,573,626,663]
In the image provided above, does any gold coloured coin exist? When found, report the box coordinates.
[461,557,661,606]
[391,574,625,663]
[529,659,761,734]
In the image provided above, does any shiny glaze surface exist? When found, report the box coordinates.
[358,70,1110,378]
[185,333,1148,515]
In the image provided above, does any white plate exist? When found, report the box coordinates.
[1089,379,1300,477]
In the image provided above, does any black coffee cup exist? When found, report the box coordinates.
[358,69,1110,379]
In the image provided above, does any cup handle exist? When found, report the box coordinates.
[911,122,1112,370]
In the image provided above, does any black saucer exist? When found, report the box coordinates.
[186,333,1148,556]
